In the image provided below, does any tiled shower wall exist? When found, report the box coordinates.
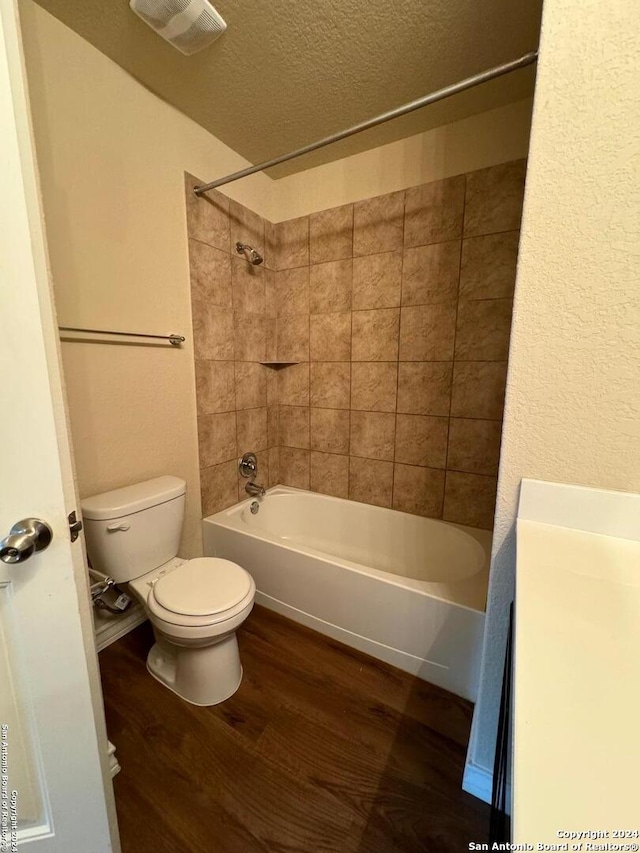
[271,160,525,529]
[185,174,279,517]
[186,160,525,529]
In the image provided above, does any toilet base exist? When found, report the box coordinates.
[146,632,243,706]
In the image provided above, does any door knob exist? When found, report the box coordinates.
[0,518,53,564]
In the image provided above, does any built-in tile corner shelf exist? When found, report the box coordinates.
[260,361,300,368]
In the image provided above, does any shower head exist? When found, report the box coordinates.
[235,242,263,265]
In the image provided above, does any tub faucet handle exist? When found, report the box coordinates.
[238,452,258,478]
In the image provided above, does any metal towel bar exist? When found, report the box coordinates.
[59,326,185,346]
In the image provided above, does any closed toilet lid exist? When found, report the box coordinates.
[151,557,251,617]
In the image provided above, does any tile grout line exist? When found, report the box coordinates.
[443,175,468,520]
[306,215,311,489]
[348,203,355,502]
[392,189,408,511]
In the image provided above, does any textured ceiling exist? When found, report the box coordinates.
[30,0,543,177]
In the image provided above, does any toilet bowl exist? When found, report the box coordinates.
[81,476,255,706]
[131,556,255,705]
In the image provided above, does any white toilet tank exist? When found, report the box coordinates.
[81,476,186,583]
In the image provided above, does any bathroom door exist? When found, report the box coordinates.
[0,2,118,851]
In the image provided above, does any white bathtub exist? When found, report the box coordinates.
[203,486,491,701]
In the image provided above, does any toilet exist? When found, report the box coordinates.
[81,476,255,706]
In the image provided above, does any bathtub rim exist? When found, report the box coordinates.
[204,485,491,615]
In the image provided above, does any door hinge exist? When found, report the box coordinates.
[68,510,83,543]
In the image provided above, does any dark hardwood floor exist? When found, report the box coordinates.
[100,605,489,852]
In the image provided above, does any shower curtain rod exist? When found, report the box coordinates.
[194,51,538,196]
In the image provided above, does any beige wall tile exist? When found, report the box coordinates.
[264,268,277,318]
[275,267,310,316]
[195,360,235,414]
[404,176,465,247]
[447,418,502,476]
[310,362,351,409]
[279,447,310,489]
[235,362,267,409]
[200,460,238,516]
[310,407,350,454]
[268,447,279,486]
[399,305,456,360]
[266,367,279,406]
[268,405,279,448]
[274,216,309,270]
[352,251,402,309]
[278,362,309,406]
[264,221,277,271]
[350,411,395,461]
[309,204,353,263]
[229,198,265,254]
[401,242,460,306]
[309,259,352,313]
[450,362,507,420]
[277,315,310,362]
[395,414,448,468]
[236,407,268,453]
[234,313,266,362]
[279,405,310,449]
[188,240,232,307]
[464,160,527,237]
[197,412,237,468]
[185,176,230,252]
[454,299,513,360]
[353,191,405,256]
[351,362,398,412]
[264,317,277,361]
[459,232,520,300]
[310,452,349,498]
[192,301,234,361]
[443,471,497,529]
[231,257,265,315]
[351,308,400,361]
[397,362,453,416]
[349,457,393,507]
[393,464,445,518]
[310,312,351,361]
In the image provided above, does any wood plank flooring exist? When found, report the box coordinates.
[100,605,489,852]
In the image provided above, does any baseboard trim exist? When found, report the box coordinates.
[462,761,493,804]
[96,604,147,652]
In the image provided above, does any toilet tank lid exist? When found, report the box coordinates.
[81,476,186,521]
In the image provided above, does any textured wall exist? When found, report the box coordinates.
[238,162,523,526]
[466,0,640,781]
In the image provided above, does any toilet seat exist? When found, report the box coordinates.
[147,557,255,629]
[153,557,251,617]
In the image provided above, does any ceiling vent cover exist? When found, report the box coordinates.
[129,0,227,55]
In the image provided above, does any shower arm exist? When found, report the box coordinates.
[194,51,538,196]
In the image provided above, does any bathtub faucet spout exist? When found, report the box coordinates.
[245,480,265,497]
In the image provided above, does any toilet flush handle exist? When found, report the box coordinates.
[106,523,130,532]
